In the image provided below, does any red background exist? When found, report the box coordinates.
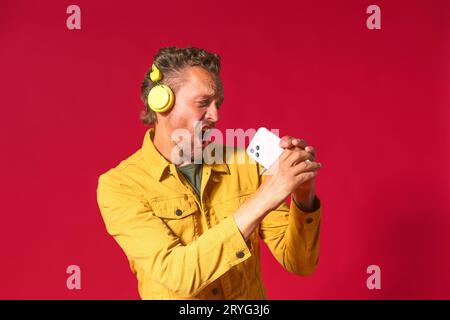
[1,0,449,299]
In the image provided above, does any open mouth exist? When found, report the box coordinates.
[201,128,213,147]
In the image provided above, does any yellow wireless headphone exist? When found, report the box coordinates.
[147,63,175,113]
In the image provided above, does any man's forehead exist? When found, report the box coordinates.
[183,66,221,97]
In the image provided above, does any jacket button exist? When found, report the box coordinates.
[212,287,220,295]
[306,217,313,224]
[236,251,245,259]
[175,209,183,216]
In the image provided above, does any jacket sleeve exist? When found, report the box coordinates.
[96,171,252,297]
[257,164,322,276]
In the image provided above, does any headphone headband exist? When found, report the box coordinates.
[150,63,162,83]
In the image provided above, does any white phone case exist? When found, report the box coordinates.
[246,127,284,170]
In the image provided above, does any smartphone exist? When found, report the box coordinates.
[246,127,284,170]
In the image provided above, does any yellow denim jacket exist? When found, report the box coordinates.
[97,128,322,299]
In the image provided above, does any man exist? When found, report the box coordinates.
[97,46,322,299]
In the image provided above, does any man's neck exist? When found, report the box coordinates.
[152,125,192,167]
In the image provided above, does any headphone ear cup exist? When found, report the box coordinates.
[147,84,175,113]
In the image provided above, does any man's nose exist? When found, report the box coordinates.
[205,103,219,123]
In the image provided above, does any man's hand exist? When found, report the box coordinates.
[251,137,321,212]
[279,136,321,212]
[233,135,322,239]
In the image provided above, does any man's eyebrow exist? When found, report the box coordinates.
[193,93,215,100]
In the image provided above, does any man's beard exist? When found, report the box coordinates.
[191,127,213,162]
[171,124,214,165]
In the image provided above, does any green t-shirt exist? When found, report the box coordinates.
[177,163,203,196]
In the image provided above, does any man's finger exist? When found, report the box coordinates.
[291,138,308,149]
[279,136,293,148]
[290,160,322,175]
[305,146,316,158]
[294,170,318,183]
[286,148,314,166]
[280,136,308,149]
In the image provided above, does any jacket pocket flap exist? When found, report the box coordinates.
[151,196,198,219]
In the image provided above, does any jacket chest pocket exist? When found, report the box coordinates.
[212,192,253,220]
[150,195,199,245]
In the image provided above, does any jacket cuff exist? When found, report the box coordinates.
[292,195,321,213]
[290,196,322,228]
[218,215,253,268]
